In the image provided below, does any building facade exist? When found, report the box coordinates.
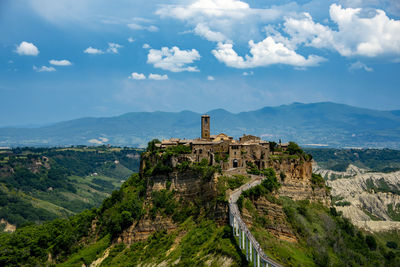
[157,115,287,171]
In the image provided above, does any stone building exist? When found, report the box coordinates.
[157,115,287,171]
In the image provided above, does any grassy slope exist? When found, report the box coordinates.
[242,195,400,266]
[0,147,142,227]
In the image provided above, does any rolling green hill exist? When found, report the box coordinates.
[0,146,142,228]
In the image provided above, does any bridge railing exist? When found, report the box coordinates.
[228,178,283,267]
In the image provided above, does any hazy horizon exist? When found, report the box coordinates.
[1,0,399,126]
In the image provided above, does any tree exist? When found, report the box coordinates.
[287,141,303,155]
[146,139,161,153]
[366,235,377,250]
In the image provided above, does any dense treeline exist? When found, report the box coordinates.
[0,146,142,227]
[305,148,400,172]
[0,172,146,266]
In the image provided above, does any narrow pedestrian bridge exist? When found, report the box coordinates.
[228,175,283,267]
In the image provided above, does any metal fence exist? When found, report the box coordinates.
[228,177,283,267]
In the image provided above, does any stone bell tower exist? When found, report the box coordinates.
[201,115,210,140]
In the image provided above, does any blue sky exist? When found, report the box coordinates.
[0,0,399,126]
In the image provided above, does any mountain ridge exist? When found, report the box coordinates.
[1,102,400,148]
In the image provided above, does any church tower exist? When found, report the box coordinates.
[201,115,210,140]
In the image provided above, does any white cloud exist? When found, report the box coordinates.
[194,23,228,42]
[349,61,373,72]
[143,43,151,49]
[15,41,39,56]
[212,38,325,68]
[243,71,254,76]
[84,43,122,54]
[127,23,158,32]
[84,46,104,54]
[49,59,72,66]
[107,43,122,54]
[128,37,135,43]
[147,46,201,72]
[33,65,56,72]
[127,23,144,30]
[149,73,168,80]
[207,75,215,80]
[282,4,400,57]
[88,139,103,145]
[156,0,284,42]
[129,72,146,80]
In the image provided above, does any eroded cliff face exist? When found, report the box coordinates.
[314,163,400,232]
[120,153,328,245]
[241,197,297,243]
[270,159,330,205]
[119,166,226,244]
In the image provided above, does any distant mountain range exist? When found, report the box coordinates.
[1,102,400,148]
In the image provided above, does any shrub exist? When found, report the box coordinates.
[147,139,161,153]
[311,173,325,188]
[280,172,286,182]
[366,235,377,250]
[287,141,303,155]
[386,241,398,249]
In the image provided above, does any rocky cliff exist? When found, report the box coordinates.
[120,151,227,244]
[241,196,297,242]
[314,163,400,232]
[119,151,329,246]
[270,158,330,205]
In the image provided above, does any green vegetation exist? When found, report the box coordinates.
[0,146,142,227]
[362,208,382,221]
[238,168,280,211]
[0,172,146,266]
[0,209,97,266]
[387,203,400,221]
[335,201,351,207]
[101,218,247,266]
[310,173,327,191]
[305,148,400,172]
[365,178,400,195]
[242,193,400,266]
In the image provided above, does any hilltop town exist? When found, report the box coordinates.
[142,115,328,205]
[156,115,292,172]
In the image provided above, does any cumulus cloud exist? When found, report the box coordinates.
[84,43,122,54]
[156,0,283,42]
[129,72,146,80]
[207,75,215,80]
[15,41,39,56]
[49,59,72,66]
[107,43,123,54]
[212,38,325,68]
[143,43,151,49]
[84,47,104,54]
[127,23,158,32]
[149,73,168,80]
[147,46,201,72]
[128,37,135,43]
[349,61,373,72]
[282,4,400,57]
[33,65,56,72]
